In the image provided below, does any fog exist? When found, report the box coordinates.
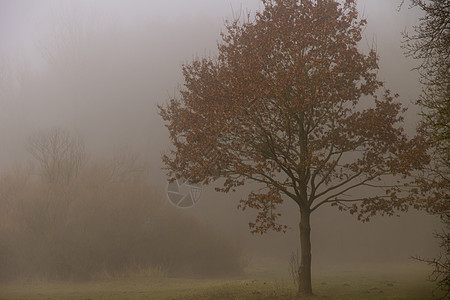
[0,0,440,282]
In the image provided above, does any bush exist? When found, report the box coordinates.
[0,156,245,281]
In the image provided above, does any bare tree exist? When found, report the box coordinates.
[28,128,87,184]
[401,2,449,299]
[108,149,149,183]
[412,214,449,300]
[402,0,449,162]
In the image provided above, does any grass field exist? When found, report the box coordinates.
[0,261,436,299]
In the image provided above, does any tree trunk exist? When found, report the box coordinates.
[298,208,313,295]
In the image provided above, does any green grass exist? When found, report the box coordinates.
[0,262,435,300]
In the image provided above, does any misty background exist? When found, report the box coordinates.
[0,0,441,280]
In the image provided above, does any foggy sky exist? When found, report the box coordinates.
[0,0,439,265]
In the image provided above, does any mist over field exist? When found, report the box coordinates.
[0,0,442,290]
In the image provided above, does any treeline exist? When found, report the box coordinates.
[0,129,245,281]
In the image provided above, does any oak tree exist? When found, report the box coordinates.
[159,0,430,294]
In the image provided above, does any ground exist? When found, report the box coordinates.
[0,261,435,299]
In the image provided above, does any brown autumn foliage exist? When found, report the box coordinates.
[159,0,433,295]
[0,131,245,282]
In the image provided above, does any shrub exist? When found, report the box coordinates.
[0,156,245,281]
